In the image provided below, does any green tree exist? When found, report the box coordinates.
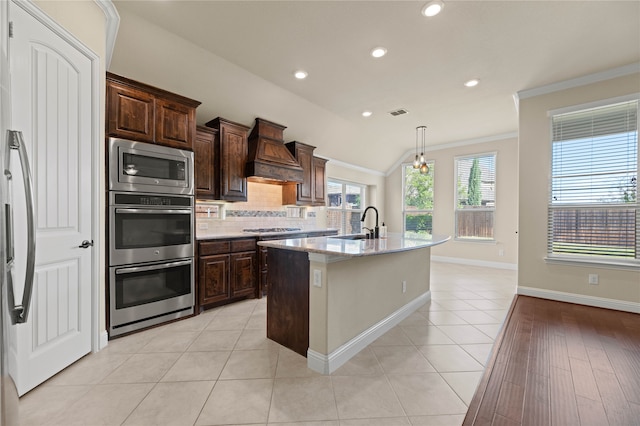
[404,165,433,209]
[621,177,637,203]
[467,158,482,206]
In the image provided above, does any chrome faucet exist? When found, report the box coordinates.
[361,206,379,238]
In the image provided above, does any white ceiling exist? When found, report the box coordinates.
[112,0,640,173]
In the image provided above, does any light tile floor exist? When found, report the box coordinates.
[19,261,516,426]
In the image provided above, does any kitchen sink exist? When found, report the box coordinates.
[332,234,368,240]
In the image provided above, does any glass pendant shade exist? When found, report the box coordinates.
[414,125,429,174]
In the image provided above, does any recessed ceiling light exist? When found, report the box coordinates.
[464,79,479,87]
[294,70,308,79]
[370,47,387,58]
[362,111,373,117]
[422,0,444,17]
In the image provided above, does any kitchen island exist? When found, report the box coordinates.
[258,233,449,374]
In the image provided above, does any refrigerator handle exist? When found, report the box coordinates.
[5,130,36,324]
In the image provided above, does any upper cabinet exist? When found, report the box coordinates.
[195,126,218,199]
[198,117,250,202]
[283,141,327,206]
[106,72,200,150]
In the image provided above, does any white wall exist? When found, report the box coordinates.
[109,8,368,173]
[385,136,519,268]
[518,70,640,309]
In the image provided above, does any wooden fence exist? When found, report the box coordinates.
[456,210,494,239]
[551,208,635,247]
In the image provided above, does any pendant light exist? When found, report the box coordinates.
[414,126,429,174]
[413,128,421,169]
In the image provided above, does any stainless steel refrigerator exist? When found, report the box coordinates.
[1,129,34,426]
[2,1,33,420]
[0,4,19,419]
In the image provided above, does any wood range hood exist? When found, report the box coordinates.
[245,118,304,184]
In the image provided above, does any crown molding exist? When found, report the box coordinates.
[319,155,386,177]
[94,0,120,69]
[515,62,640,102]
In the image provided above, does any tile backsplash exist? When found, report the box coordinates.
[196,181,325,235]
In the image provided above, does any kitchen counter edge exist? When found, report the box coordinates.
[196,229,339,240]
[257,233,450,258]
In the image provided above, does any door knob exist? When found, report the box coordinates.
[78,240,94,249]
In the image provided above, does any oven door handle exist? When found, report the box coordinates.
[115,259,193,275]
[114,208,192,215]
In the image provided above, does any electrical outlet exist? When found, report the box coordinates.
[588,274,599,285]
[198,223,209,230]
[402,280,407,293]
[498,249,504,257]
[313,269,322,288]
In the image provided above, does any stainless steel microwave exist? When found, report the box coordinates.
[108,137,194,195]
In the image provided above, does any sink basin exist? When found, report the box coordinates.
[332,234,368,240]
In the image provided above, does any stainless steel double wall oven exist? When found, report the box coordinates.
[108,138,195,337]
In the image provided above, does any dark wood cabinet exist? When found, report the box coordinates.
[194,126,218,198]
[266,247,310,357]
[106,72,200,150]
[199,254,230,306]
[312,156,328,205]
[257,230,337,296]
[283,141,327,206]
[197,238,257,310]
[201,117,250,201]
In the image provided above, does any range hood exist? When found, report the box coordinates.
[246,118,304,183]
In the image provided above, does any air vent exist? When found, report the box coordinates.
[389,108,409,116]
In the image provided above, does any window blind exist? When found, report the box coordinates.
[455,153,496,240]
[548,99,639,262]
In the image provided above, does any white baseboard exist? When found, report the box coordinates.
[99,330,109,350]
[518,286,640,314]
[307,291,431,374]
[432,256,517,270]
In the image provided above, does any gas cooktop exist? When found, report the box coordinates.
[242,227,302,233]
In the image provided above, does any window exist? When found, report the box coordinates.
[548,99,638,264]
[403,162,434,236]
[455,153,496,240]
[326,179,365,235]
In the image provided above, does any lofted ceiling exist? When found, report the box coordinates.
[111,0,640,173]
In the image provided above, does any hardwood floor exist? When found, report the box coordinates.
[464,295,640,426]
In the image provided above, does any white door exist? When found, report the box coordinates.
[8,1,93,396]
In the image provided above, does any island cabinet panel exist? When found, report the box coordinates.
[203,117,250,201]
[106,72,200,150]
[283,142,327,206]
[266,248,310,357]
[194,126,218,198]
[197,238,258,310]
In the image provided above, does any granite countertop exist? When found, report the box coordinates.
[257,233,450,257]
[196,228,339,241]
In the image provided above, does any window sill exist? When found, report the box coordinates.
[453,238,496,244]
[544,255,640,271]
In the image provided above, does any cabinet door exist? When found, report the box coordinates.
[220,122,248,201]
[195,126,217,198]
[312,157,327,206]
[296,147,314,204]
[231,251,256,298]
[155,98,196,150]
[106,81,155,142]
[199,254,230,305]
